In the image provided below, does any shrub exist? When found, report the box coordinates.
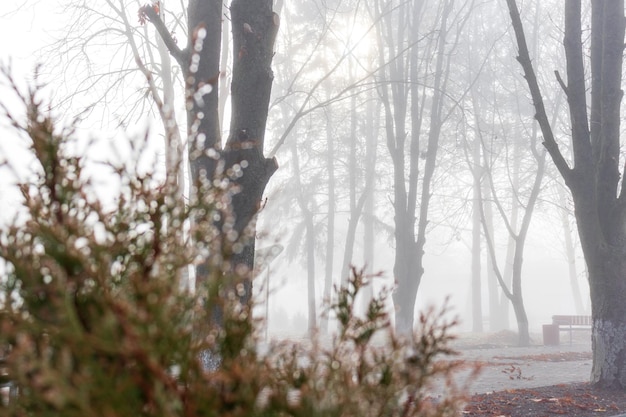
[0,78,474,416]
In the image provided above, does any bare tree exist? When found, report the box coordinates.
[129,1,280,304]
[479,126,547,346]
[505,0,626,388]
[373,0,473,332]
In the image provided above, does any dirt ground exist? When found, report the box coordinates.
[463,382,626,417]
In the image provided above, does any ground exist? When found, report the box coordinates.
[456,331,626,417]
[463,382,626,417]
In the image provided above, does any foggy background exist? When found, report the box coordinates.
[0,0,588,340]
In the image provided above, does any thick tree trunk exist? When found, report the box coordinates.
[392,236,420,333]
[225,1,279,302]
[149,0,278,298]
[505,0,626,387]
[561,1,626,388]
[585,243,626,388]
[592,318,626,388]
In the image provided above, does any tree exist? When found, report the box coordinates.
[139,0,280,302]
[36,0,278,305]
[505,0,626,388]
[479,126,547,346]
[262,0,381,333]
[373,0,473,333]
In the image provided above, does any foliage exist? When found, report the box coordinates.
[0,81,473,416]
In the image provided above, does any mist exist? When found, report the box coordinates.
[1,0,590,346]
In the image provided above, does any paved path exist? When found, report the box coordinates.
[451,341,592,395]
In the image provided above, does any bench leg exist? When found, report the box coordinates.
[543,324,560,345]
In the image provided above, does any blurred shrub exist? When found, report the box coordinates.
[0,78,474,416]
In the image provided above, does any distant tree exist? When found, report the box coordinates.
[264,0,380,333]
[479,127,547,347]
[372,0,472,333]
[555,183,585,314]
[460,0,568,342]
[505,0,626,388]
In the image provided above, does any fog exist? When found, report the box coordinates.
[1,0,590,344]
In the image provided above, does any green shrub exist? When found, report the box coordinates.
[0,78,474,417]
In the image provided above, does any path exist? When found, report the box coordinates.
[453,341,592,394]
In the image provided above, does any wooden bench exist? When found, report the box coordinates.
[544,315,592,345]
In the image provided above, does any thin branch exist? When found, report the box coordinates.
[554,70,568,95]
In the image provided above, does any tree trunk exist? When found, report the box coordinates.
[374,0,413,333]
[586,245,626,388]
[390,0,454,334]
[156,0,278,301]
[471,128,483,333]
[320,107,335,334]
[305,211,317,333]
[340,94,363,286]
[223,1,279,303]
[482,175,504,330]
[290,140,317,333]
[361,95,379,294]
[186,0,223,185]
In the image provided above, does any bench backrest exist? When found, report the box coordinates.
[552,315,592,326]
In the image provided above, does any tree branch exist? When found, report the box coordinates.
[505,0,572,182]
[478,186,514,301]
[554,70,568,95]
[562,0,592,173]
[140,5,188,69]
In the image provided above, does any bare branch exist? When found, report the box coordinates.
[554,70,568,95]
[139,3,188,69]
[505,0,572,182]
